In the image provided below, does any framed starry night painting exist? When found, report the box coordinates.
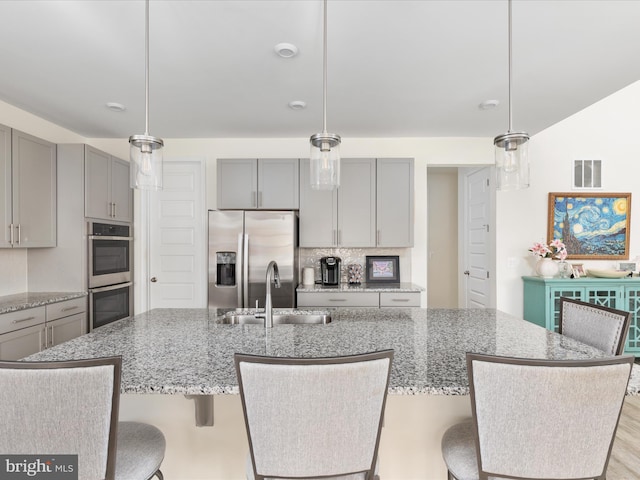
[547,192,631,260]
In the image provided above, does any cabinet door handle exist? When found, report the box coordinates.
[338,230,341,245]
[333,229,337,246]
[61,306,79,312]
[252,192,257,207]
[377,230,381,245]
[48,325,53,348]
[9,224,13,245]
[108,202,112,217]
[113,203,117,218]
[12,316,36,324]
[16,224,21,244]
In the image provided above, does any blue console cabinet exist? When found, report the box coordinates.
[522,276,640,356]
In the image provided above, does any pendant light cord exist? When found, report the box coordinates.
[322,0,328,134]
[145,0,150,136]
[507,0,512,134]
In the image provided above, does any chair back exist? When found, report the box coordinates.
[235,350,393,480]
[560,297,631,355]
[467,353,633,480]
[0,357,121,480]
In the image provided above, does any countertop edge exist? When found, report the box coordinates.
[0,291,88,315]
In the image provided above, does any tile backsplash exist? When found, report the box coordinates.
[299,248,411,284]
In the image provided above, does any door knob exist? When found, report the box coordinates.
[463,271,470,276]
[150,277,157,283]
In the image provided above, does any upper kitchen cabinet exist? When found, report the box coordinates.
[299,158,413,248]
[0,125,57,248]
[377,158,414,247]
[85,146,132,223]
[217,158,299,210]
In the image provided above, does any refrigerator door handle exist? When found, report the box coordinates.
[243,233,249,307]
[236,233,244,307]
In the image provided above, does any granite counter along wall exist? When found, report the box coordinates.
[299,248,411,284]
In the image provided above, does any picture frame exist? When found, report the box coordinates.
[619,262,637,272]
[365,255,400,283]
[548,192,631,260]
[571,263,585,278]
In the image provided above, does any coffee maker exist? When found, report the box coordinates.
[320,256,341,286]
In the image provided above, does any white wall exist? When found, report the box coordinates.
[496,80,640,316]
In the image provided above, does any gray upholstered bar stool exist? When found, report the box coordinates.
[559,297,632,355]
[441,353,633,480]
[235,350,393,480]
[0,357,165,480]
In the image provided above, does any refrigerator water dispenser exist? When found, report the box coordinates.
[216,252,236,286]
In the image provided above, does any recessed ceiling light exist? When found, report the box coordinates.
[288,100,307,110]
[479,99,500,110]
[106,102,126,112]
[274,43,298,58]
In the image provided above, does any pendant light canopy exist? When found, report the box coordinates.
[129,0,164,190]
[494,0,529,191]
[310,0,341,191]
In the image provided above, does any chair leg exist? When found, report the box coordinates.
[447,471,456,480]
[153,470,164,480]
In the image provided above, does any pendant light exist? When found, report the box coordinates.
[129,0,164,190]
[494,0,529,191]
[310,0,341,190]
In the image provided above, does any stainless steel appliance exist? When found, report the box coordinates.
[89,282,133,331]
[208,210,297,308]
[88,221,132,288]
[88,221,133,330]
[320,256,341,286]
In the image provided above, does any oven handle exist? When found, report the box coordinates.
[90,282,133,293]
[88,235,133,241]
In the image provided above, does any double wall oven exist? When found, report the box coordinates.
[88,221,133,331]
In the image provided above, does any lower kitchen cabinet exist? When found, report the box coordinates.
[297,290,421,308]
[45,297,87,348]
[0,297,87,360]
[522,276,640,356]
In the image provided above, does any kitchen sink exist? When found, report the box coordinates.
[217,312,331,325]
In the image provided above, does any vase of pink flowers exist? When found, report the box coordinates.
[529,240,567,278]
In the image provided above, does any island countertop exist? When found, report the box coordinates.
[25,307,640,395]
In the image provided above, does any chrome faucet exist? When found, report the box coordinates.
[255,260,280,328]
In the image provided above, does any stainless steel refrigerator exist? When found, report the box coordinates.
[208,210,297,309]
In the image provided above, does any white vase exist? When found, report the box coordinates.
[536,258,559,278]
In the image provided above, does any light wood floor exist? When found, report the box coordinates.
[608,395,640,479]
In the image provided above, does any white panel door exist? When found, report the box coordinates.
[463,168,493,308]
[150,161,206,308]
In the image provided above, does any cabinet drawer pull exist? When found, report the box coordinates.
[61,306,79,312]
[392,298,410,302]
[329,298,347,302]
[12,316,36,324]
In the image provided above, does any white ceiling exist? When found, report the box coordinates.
[1,0,639,140]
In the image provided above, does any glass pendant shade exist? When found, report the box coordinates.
[494,131,530,191]
[129,134,164,190]
[310,133,341,190]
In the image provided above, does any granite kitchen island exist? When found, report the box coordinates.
[25,307,640,479]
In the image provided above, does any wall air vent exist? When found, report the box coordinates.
[573,159,602,189]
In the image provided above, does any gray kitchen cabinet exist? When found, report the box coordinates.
[217,158,299,210]
[339,159,376,247]
[299,158,413,248]
[297,290,421,308]
[377,158,414,247]
[299,158,338,247]
[0,126,57,248]
[45,297,87,348]
[85,145,132,222]
[0,306,46,360]
[0,297,86,360]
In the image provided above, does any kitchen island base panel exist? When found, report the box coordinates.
[120,393,471,480]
